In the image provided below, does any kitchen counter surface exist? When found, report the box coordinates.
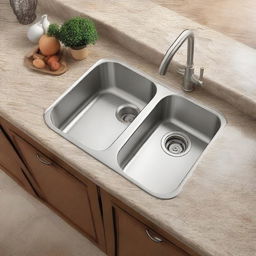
[1,1,256,256]
[153,0,256,49]
[40,0,256,120]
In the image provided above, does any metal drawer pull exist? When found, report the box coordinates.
[145,229,163,243]
[36,153,52,165]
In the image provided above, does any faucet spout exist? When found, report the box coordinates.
[159,29,204,92]
[159,30,194,75]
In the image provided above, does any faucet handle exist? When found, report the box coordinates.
[192,67,204,87]
[199,67,204,83]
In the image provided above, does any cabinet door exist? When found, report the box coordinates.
[13,134,97,241]
[114,207,189,256]
[0,127,34,193]
[102,191,192,256]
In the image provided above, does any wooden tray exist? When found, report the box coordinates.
[24,46,68,76]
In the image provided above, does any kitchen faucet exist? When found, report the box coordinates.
[159,29,204,92]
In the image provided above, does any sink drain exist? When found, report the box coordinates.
[116,104,140,124]
[161,132,191,157]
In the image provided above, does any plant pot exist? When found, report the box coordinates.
[10,0,38,25]
[70,46,88,60]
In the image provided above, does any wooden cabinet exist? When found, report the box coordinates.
[102,190,193,256]
[0,117,198,256]
[0,127,35,194]
[10,132,105,251]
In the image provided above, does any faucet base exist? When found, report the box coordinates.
[183,66,195,92]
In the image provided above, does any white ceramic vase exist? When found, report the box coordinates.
[27,14,50,43]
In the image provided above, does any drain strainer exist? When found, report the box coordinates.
[116,104,140,124]
[161,132,191,157]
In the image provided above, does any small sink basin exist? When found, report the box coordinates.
[118,95,222,198]
[45,59,226,199]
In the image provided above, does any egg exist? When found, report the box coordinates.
[32,58,46,69]
[49,61,61,71]
[39,35,60,56]
[47,55,60,65]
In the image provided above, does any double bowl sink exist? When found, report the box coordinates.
[44,59,226,199]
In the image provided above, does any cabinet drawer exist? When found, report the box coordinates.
[114,207,189,256]
[13,134,97,240]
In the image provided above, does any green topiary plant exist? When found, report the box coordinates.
[47,23,60,38]
[58,17,98,49]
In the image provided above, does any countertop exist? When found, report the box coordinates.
[1,1,256,256]
[40,0,256,120]
[152,0,256,49]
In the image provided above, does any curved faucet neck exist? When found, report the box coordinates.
[159,30,194,75]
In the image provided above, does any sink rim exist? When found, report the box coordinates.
[44,58,227,199]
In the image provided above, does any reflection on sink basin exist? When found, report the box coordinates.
[49,62,156,150]
[45,59,226,199]
[118,95,221,197]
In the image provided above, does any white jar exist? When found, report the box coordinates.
[27,14,50,43]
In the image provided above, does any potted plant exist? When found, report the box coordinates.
[58,17,98,60]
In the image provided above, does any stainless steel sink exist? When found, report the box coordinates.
[45,59,226,199]
[48,61,156,150]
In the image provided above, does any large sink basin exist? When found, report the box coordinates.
[45,59,226,199]
[49,62,156,150]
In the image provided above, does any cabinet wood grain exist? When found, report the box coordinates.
[114,206,189,256]
[0,127,35,194]
[11,132,105,251]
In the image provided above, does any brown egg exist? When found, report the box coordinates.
[47,55,60,65]
[49,61,61,71]
[32,58,46,69]
[39,35,60,56]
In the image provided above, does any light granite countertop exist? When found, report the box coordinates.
[1,1,256,256]
[152,0,256,49]
[40,0,256,120]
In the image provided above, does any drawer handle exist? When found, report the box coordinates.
[145,229,163,243]
[36,153,52,165]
